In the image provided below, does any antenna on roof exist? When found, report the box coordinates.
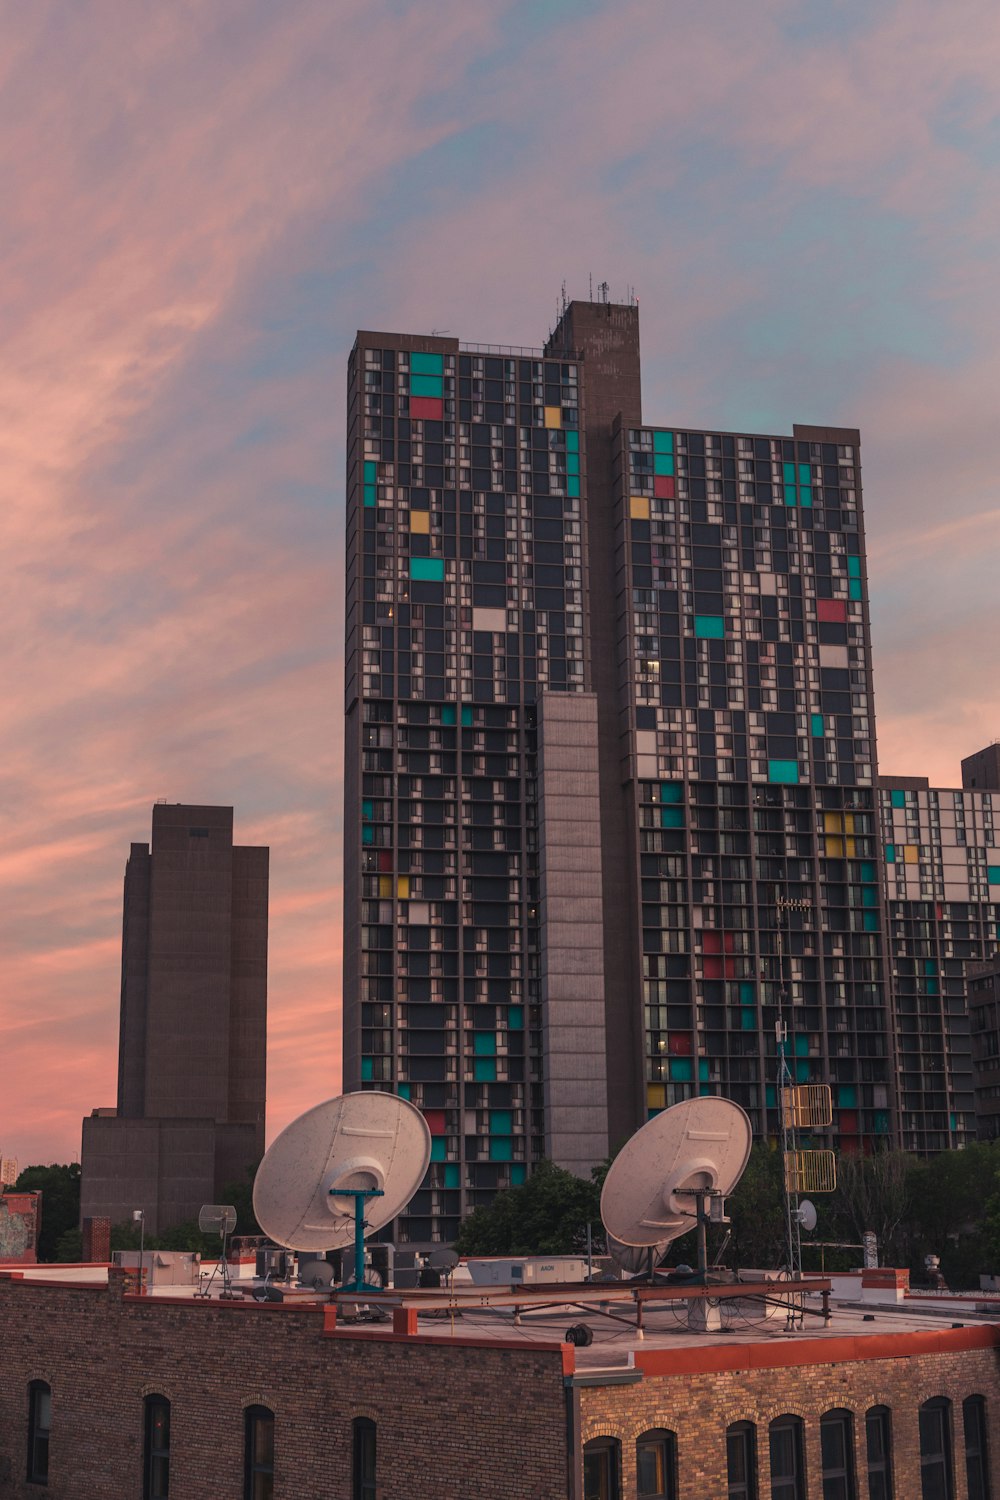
[589,272,593,302]
[195,1205,238,1299]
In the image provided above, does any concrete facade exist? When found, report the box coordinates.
[80,805,268,1235]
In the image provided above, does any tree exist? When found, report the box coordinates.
[832,1149,910,1265]
[455,1160,601,1257]
[725,1145,787,1270]
[14,1163,81,1262]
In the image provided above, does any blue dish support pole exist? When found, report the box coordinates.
[330,1187,385,1293]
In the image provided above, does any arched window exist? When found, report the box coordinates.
[636,1428,677,1499]
[352,1418,377,1500]
[865,1406,893,1500]
[244,1406,275,1500]
[727,1421,758,1500]
[963,1396,991,1500]
[143,1394,171,1499]
[820,1409,856,1500]
[27,1381,51,1485]
[919,1398,953,1500]
[769,1415,805,1500]
[583,1437,620,1500]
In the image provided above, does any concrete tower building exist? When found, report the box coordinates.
[343,300,895,1245]
[81,804,269,1235]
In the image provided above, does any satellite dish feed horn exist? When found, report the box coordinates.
[252,1092,431,1294]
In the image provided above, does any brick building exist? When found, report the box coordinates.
[1,1266,997,1498]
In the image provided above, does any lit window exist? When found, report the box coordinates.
[143,1395,170,1499]
[27,1381,51,1486]
[244,1406,274,1500]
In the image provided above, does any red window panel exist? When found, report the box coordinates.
[703,931,722,953]
[704,956,723,979]
[723,932,736,953]
[817,598,847,623]
[424,1109,446,1136]
[654,474,676,500]
[840,1136,860,1156]
[410,396,444,420]
[378,851,393,872]
[839,1110,859,1135]
[668,1032,692,1055]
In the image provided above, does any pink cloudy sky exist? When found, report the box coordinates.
[3,0,999,1166]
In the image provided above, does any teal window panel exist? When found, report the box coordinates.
[669,1057,693,1081]
[410,351,443,376]
[849,578,862,600]
[362,799,373,821]
[924,959,938,975]
[795,1059,811,1083]
[862,887,877,907]
[473,1032,497,1055]
[489,1137,513,1163]
[739,982,755,1005]
[441,704,456,726]
[874,1111,889,1135]
[566,452,580,475]
[398,1083,411,1100]
[987,866,1000,885]
[647,1107,663,1120]
[410,557,445,582]
[885,843,895,863]
[847,555,861,577]
[798,463,811,484]
[660,807,683,829]
[660,782,683,803]
[508,1005,524,1030]
[741,1007,756,1031]
[410,372,443,397]
[698,1058,710,1082]
[653,454,675,477]
[695,614,724,639]
[474,1057,496,1082]
[765,1085,777,1107]
[838,1084,857,1108]
[783,461,797,483]
[443,1163,460,1189]
[364,460,377,482]
[860,862,876,882]
[950,1113,958,1133]
[361,1057,374,1082]
[430,1137,447,1162]
[699,1084,714,1097]
[890,789,906,809]
[490,1110,512,1135]
[567,474,580,497]
[361,826,374,846]
[565,429,579,451]
[653,431,674,454]
[863,910,879,931]
[511,1163,527,1185]
[925,979,939,996]
[461,705,473,726]
[364,485,376,508]
[811,714,825,737]
[794,1034,809,1057]
[799,486,812,508]
[784,484,798,506]
[768,759,800,784]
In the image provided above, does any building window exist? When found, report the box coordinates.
[728,1421,758,1499]
[636,1428,677,1498]
[865,1406,893,1500]
[27,1381,51,1486]
[583,1437,620,1500]
[769,1415,805,1500]
[244,1406,275,1500]
[963,1396,991,1500]
[352,1418,377,1500]
[919,1398,953,1500]
[820,1409,856,1500]
[143,1395,170,1499]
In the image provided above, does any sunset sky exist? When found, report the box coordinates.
[3,0,999,1167]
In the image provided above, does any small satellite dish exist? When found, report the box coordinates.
[601,1097,752,1248]
[428,1246,459,1272]
[298,1259,335,1289]
[252,1092,431,1253]
[198,1204,237,1236]
[795,1198,818,1233]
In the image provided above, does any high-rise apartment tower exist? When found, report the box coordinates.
[343,300,901,1245]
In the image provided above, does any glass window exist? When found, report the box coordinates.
[963,1396,991,1500]
[27,1381,51,1486]
[727,1422,758,1499]
[919,1398,954,1500]
[637,1428,676,1498]
[769,1415,805,1500]
[244,1406,274,1500]
[353,1418,377,1500]
[584,1438,620,1500]
[144,1395,170,1499]
[865,1406,893,1500]
[821,1409,856,1500]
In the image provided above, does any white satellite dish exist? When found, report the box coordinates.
[607,1231,670,1277]
[794,1198,818,1233]
[601,1096,752,1248]
[253,1091,431,1255]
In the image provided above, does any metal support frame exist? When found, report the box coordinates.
[333,1187,385,1293]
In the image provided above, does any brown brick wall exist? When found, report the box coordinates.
[0,1272,569,1499]
[580,1343,1000,1498]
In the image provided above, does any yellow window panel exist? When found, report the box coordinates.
[826,837,843,858]
[903,845,919,864]
[844,814,855,834]
[409,511,430,534]
[378,876,392,898]
[824,812,844,833]
[845,838,856,858]
[397,876,410,899]
[630,495,650,520]
[647,1083,666,1109]
[544,406,562,429]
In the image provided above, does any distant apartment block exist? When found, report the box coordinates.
[80,805,268,1235]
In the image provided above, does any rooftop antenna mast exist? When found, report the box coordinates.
[196,1204,238,1299]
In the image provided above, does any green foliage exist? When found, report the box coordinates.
[455,1160,601,1257]
[726,1145,787,1269]
[14,1163,81,1262]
